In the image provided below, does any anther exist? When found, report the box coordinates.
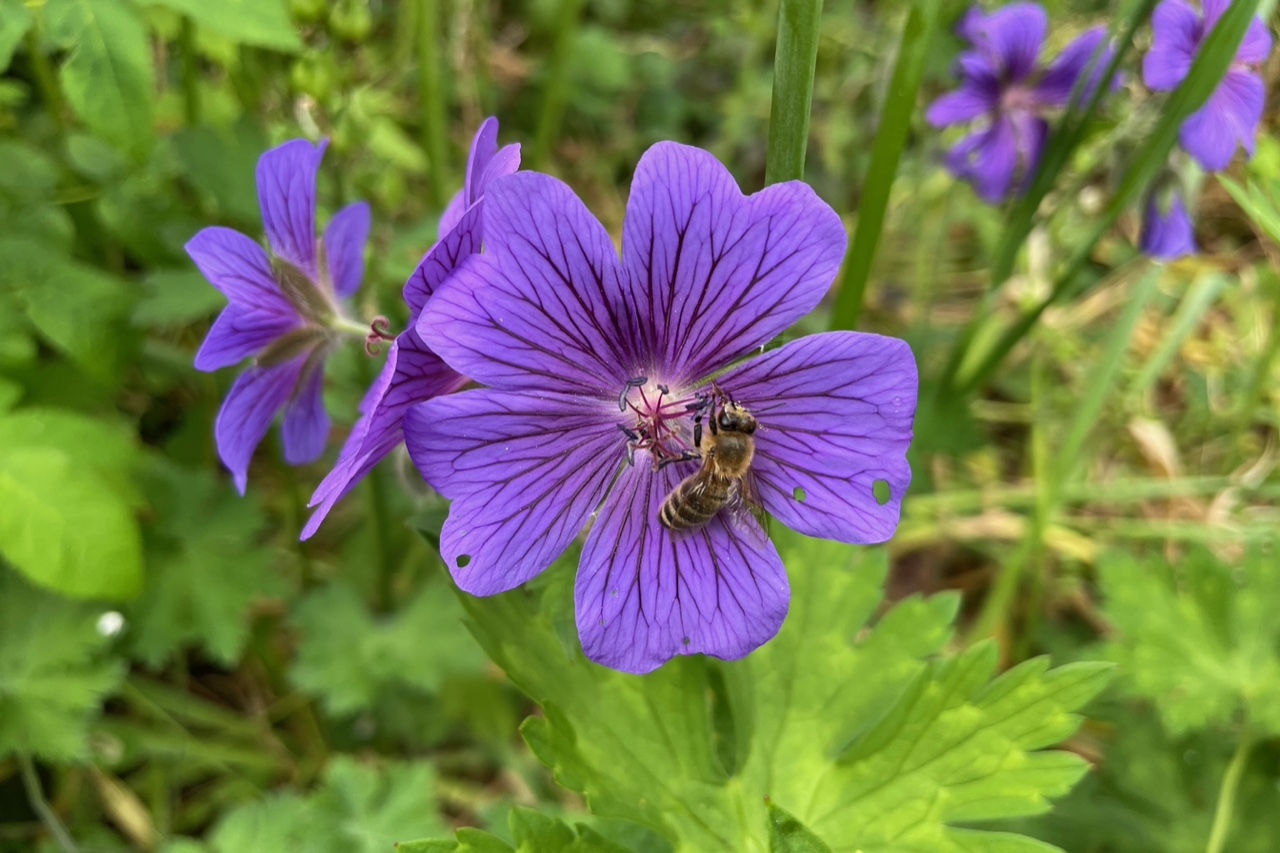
[656,384,670,395]
[617,424,640,441]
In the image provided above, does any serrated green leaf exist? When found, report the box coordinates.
[44,0,154,152]
[138,0,300,52]
[132,269,227,328]
[406,809,639,853]
[0,567,125,760]
[0,0,32,73]
[290,580,485,716]
[511,805,575,851]
[126,461,283,666]
[462,529,1111,852]
[766,801,830,853]
[1100,545,1280,737]
[171,120,268,224]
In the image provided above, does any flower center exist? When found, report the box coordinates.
[1000,84,1039,115]
[616,376,707,470]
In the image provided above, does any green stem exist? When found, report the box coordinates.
[17,754,78,853]
[1205,726,1253,853]
[829,0,940,330]
[417,0,450,208]
[24,30,66,136]
[179,16,202,125]
[354,355,399,612]
[764,0,824,185]
[531,0,586,168]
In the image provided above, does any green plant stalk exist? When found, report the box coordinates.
[24,30,67,136]
[417,0,450,208]
[830,0,941,330]
[1235,275,1280,433]
[17,754,78,853]
[944,0,1257,398]
[531,0,587,168]
[1205,726,1253,853]
[1131,272,1226,400]
[178,17,202,125]
[764,0,824,185]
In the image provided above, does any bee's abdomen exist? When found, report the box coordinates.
[659,474,732,531]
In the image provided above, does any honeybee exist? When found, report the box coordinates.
[659,397,760,531]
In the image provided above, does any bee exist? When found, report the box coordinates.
[659,397,760,531]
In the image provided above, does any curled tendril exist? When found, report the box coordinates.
[364,316,395,356]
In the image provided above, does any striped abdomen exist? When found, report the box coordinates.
[659,470,735,531]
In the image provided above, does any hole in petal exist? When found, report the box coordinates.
[792,487,807,503]
[873,480,891,506]
[456,554,472,569]
[682,636,691,646]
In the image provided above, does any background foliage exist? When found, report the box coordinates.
[0,0,1277,851]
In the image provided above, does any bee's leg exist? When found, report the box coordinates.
[693,418,702,450]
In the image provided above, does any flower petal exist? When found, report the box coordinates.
[403,202,485,319]
[215,358,306,494]
[1237,16,1273,64]
[576,454,788,675]
[257,139,327,279]
[302,331,465,539]
[719,332,916,545]
[1180,69,1265,171]
[282,360,329,465]
[404,389,624,595]
[324,202,370,299]
[965,2,1047,81]
[1036,28,1114,106]
[926,83,997,127]
[619,142,846,387]
[185,226,294,315]
[195,304,300,372]
[418,172,637,394]
[946,117,1020,203]
[1143,0,1200,91]
[1141,193,1197,261]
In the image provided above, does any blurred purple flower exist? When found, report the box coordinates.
[1143,0,1272,172]
[402,143,918,674]
[302,118,520,539]
[187,139,370,494]
[1140,189,1197,260]
[927,3,1113,203]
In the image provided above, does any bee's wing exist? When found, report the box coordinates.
[726,470,772,546]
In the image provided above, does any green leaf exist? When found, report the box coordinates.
[0,0,32,73]
[126,461,284,667]
[43,0,154,152]
[171,120,269,223]
[510,806,575,851]
[132,269,226,328]
[290,580,485,717]
[0,407,142,505]
[0,566,125,761]
[765,801,830,853]
[404,807,639,853]
[463,529,1113,852]
[1100,545,1280,737]
[139,0,301,52]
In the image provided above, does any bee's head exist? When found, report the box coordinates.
[718,401,757,435]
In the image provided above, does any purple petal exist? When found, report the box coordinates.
[324,202,370,299]
[1036,28,1114,106]
[302,331,465,540]
[1180,69,1265,171]
[257,139,327,279]
[719,332,917,545]
[946,117,1020,203]
[438,189,467,238]
[575,454,788,675]
[1201,0,1229,27]
[619,142,847,387]
[404,202,484,319]
[1238,16,1273,64]
[926,83,997,127]
[418,172,636,395]
[462,117,501,210]
[1144,0,1200,91]
[215,358,306,494]
[965,3,1047,81]
[1141,193,1197,260]
[282,360,329,465]
[404,389,624,595]
[195,304,300,372]
[185,227,295,315]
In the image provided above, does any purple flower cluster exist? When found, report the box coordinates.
[188,121,918,673]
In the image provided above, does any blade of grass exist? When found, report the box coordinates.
[418,0,449,208]
[1130,271,1226,400]
[829,0,942,331]
[531,0,587,169]
[764,0,824,185]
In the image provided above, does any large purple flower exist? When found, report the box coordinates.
[1140,188,1197,260]
[402,143,918,674]
[301,119,520,538]
[1143,0,1272,172]
[187,140,371,494]
[927,4,1112,203]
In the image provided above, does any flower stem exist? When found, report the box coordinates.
[417,0,450,209]
[179,16,202,125]
[764,0,824,185]
[531,0,586,168]
[18,753,78,853]
[1205,725,1253,853]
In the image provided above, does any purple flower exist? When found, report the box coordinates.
[1143,0,1272,172]
[927,4,1113,203]
[301,118,520,539]
[1140,189,1197,260]
[187,140,371,494]
[402,143,918,674]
